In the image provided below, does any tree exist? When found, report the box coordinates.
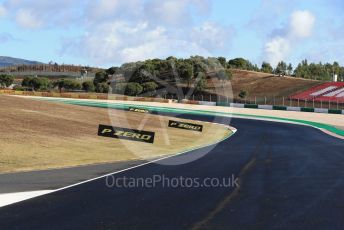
[106,67,119,75]
[32,77,50,91]
[178,62,194,89]
[131,63,156,83]
[112,83,127,94]
[96,82,109,93]
[287,63,293,76]
[62,79,81,90]
[195,72,207,93]
[142,81,158,96]
[125,82,143,96]
[228,58,256,70]
[217,57,227,68]
[333,61,340,75]
[22,76,34,88]
[52,79,65,93]
[275,61,287,75]
[261,62,273,73]
[0,74,14,88]
[93,71,108,92]
[82,81,95,92]
[22,76,50,91]
[53,79,81,92]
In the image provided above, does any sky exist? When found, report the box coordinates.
[0,0,343,68]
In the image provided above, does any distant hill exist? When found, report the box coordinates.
[0,56,43,67]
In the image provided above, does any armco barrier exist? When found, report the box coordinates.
[258,105,273,110]
[198,101,216,106]
[244,104,258,109]
[301,107,315,113]
[216,102,230,106]
[230,103,245,108]
[328,109,342,114]
[314,108,329,113]
[273,105,287,110]
[286,107,301,112]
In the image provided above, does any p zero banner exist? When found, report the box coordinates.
[168,120,203,132]
[98,125,155,143]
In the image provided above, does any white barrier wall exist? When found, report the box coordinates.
[198,101,217,106]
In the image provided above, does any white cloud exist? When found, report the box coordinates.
[0,5,6,17]
[144,0,209,27]
[263,10,315,66]
[191,22,235,53]
[0,0,234,65]
[16,9,42,29]
[63,19,226,65]
[264,37,290,66]
[2,0,81,29]
[62,0,233,65]
[289,10,315,38]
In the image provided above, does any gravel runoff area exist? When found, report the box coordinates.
[0,95,232,173]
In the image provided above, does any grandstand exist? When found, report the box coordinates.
[290,82,344,103]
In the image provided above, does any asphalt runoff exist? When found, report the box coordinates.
[0,114,343,230]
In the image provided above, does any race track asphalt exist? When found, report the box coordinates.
[0,113,343,230]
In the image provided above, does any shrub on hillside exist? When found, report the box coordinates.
[22,76,50,91]
[239,90,248,99]
[142,81,158,96]
[96,82,109,93]
[112,83,127,94]
[0,74,14,88]
[82,81,95,92]
[125,82,143,96]
[52,79,81,92]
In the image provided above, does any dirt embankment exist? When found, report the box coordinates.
[207,69,323,99]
